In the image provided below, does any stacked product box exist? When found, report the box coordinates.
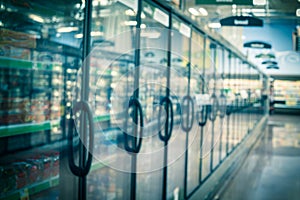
[0,151,59,194]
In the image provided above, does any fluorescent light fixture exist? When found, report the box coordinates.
[125,9,135,16]
[74,31,104,38]
[75,33,83,38]
[253,0,266,6]
[297,9,300,17]
[252,9,266,13]
[242,8,251,13]
[99,0,109,6]
[180,23,191,38]
[198,7,208,16]
[91,31,103,36]
[141,12,146,19]
[232,4,237,9]
[0,21,3,26]
[29,14,44,23]
[141,24,147,29]
[75,3,81,9]
[92,0,99,6]
[57,27,79,33]
[124,21,137,26]
[208,22,221,29]
[153,8,169,27]
[141,31,161,38]
[188,8,200,16]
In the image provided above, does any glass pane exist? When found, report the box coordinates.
[201,38,213,181]
[136,1,169,199]
[187,30,205,194]
[0,0,83,199]
[80,1,141,200]
[167,17,191,199]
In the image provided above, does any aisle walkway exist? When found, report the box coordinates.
[219,114,300,200]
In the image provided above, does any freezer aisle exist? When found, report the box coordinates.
[218,114,300,200]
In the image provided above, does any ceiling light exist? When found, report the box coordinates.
[57,27,79,33]
[75,3,81,9]
[141,24,147,29]
[92,0,99,6]
[99,0,109,6]
[188,8,200,16]
[125,9,135,16]
[75,33,83,38]
[252,9,266,13]
[297,9,300,17]
[29,14,44,23]
[198,7,208,16]
[253,0,266,6]
[124,21,137,26]
[0,21,3,26]
[232,4,237,9]
[208,22,221,29]
[141,12,146,19]
[141,31,161,39]
[91,31,103,36]
[242,8,251,13]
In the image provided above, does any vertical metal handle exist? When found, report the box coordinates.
[68,101,94,177]
[124,98,144,154]
[158,97,174,142]
[208,93,218,122]
[198,105,208,127]
[219,93,227,119]
[181,95,194,132]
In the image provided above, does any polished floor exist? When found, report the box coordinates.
[219,114,300,200]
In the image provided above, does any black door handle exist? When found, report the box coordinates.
[208,93,218,122]
[198,104,208,127]
[219,93,227,119]
[124,98,144,154]
[181,95,194,132]
[158,97,174,142]
[68,101,94,177]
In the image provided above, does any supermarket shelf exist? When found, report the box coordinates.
[94,114,110,123]
[0,57,62,71]
[0,120,60,138]
[0,159,110,200]
[0,176,59,200]
[0,114,111,138]
[274,104,300,109]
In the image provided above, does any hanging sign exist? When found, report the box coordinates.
[266,65,279,69]
[195,0,253,5]
[179,23,191,38]
[255,53,275,59]
[220,16,263,27]
[153,8,169,27]
[261,60,278,65]
[243,41,271,49]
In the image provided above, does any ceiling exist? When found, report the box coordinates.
[185,0,300,25]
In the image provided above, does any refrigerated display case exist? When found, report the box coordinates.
[273,80,300,109]
[0,0,269,200]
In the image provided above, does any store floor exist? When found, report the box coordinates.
[218,114,300,200]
